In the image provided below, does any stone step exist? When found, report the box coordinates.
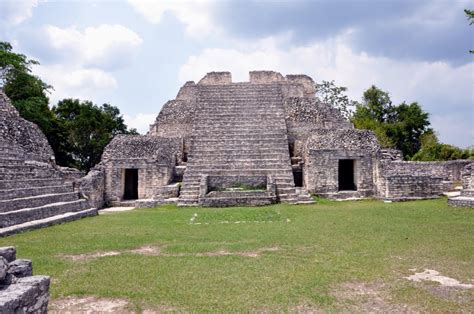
[0,192,80,212]
[192,129,287,135]
[0,199,88,228]
[189,148,290,154]
[187,154,290,161]
[0,185,73,201]
[0,178,65,189]
[183,169,294,177]
[195,135,287,141]
[0,171,59,180]
[0,208,98,237]
[187,158,286,164]
[191,143,289,150]
[0,165,36,172]
[188,164,291,170]
[200,194,275,207]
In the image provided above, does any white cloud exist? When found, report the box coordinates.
[0,0,39,25]
[34,65,118,105]
[43,24,143,70]
[179,33,473,148]
[123,112,158,134]
[128,0,216,38]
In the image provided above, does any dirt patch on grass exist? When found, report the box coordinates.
[61,251,121,262]
[405,269,473,289]
[60,246,280,261]
[49,296,130,313]
[405,269,473,306]
[333,281,415,313]
[49,296,179,313]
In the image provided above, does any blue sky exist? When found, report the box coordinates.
[0,0,473,147]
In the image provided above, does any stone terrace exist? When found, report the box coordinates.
[178,82,313,206]
[0,91,97,237]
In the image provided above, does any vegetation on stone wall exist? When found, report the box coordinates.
[0,41,136,171]
[315,80,355,119]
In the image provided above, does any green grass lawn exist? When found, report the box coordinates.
[1,198,473,312]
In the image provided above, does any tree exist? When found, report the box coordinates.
[411,131,473,161]
[53,99,138,171]
[465,9,474,53]
[0,42,65,162]
[352,86,431,158]
[315,80,355,119]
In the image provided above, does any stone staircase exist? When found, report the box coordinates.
[178,83,313,206]
[0,140,97,237]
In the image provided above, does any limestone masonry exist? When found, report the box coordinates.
[0,70,472,235]
[96,71,472,207]
[0,246,50,313]
[0,90,98,237]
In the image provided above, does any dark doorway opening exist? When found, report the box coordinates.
[293,169,303,187]
[338,160,356,191]
[123,169,138,200]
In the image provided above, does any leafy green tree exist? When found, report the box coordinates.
[412,131,472,161]
[315,80,355,119]
[0,42,67,162]
[53,99,137,171]
[465,9,474,53]
[352,85,431,158]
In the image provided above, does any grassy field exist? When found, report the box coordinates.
[1,198,473,312]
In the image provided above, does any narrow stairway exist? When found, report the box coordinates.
[0,139,97,237]
[178,83,313,206]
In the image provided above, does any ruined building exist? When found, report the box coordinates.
[0,91,97,236]
[98,71,471,207]
[0,70,471,237]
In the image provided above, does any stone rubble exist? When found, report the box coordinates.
[0,246,50,313]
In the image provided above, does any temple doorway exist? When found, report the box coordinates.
[338,160,356,191]
[123,169,138,200]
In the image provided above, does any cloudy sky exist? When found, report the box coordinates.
[1,0,473,147]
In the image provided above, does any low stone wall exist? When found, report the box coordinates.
[377,160,471,200]
[0,247,50,313]
[384,175,444,201]
[75,168,105,209]
[207,175,268,191]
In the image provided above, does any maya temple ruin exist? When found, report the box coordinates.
[0,70,473,237]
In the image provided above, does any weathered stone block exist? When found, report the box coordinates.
[0,257,7,282]
[0,247,16,262]
[0,276,50,314]
[8,259,33,278]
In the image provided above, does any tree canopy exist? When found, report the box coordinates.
[0,41,137,171]
[351,85,431,158]
[315,80,355,119]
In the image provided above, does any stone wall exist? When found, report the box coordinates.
[285,74,316,97]
[75,168,105,208]
[0,247,50,313]
[148,81,198,141]
[303,129,380,198]
[198,72,232,85]
[249,70,285,83]
[284,98,353,157]
[101,135,182,204]
[0,90,54,163]
[376,160,471,199]
[461,163,474,190]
